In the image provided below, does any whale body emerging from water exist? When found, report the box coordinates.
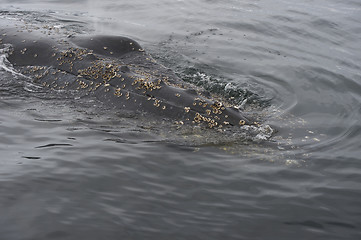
[0,18,253,129]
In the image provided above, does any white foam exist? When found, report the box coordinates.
[0,44,29,78]
[240,124,274,141]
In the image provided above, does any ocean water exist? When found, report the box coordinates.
[1,0,361,239]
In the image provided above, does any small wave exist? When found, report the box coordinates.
[23,82,45,93]
[35,143,73,149]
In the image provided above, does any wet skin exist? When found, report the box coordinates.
[0,19,253,129]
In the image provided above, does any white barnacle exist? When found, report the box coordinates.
[20,48,27,54]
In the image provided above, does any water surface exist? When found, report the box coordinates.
[1,0,361,239]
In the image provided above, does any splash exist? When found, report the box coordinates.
[0,44,28,78]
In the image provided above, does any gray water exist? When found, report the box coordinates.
[1,0,361,239]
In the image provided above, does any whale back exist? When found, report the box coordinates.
[0,18,254,129]
[70,35,143,58]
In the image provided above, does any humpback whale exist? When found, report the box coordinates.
[0,18,255,129]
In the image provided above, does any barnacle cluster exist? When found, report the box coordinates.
[185,97,248,128]
[20,48,27,54]
[194,112,219,128]
[57,48,89,71]
[114,87,123,97]
[211,101,225,113]
[133,77,162,92]
[77,60,120,81]
[190,101,227,129]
